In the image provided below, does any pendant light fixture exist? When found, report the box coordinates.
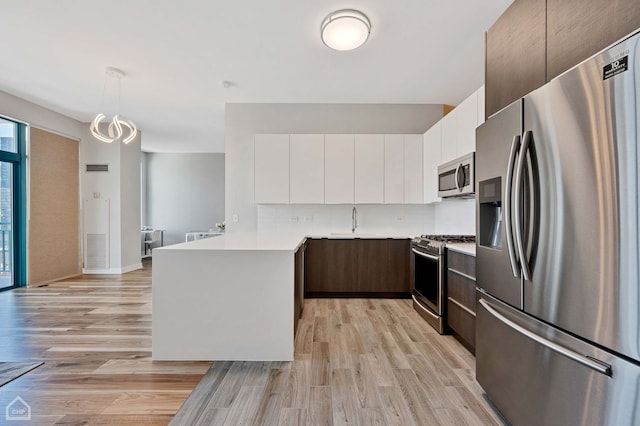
[321,9,371,51]
[90,67,138,144]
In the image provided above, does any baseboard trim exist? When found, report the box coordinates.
[28,272,82,287]
[305,292,412,299]
[83,263,143,275]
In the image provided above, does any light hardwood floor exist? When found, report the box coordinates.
[172,298,507,426]
[0,261,211,425]
[0,262,506,425]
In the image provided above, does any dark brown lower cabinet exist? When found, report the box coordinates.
[294,240,306,335]
[304,238,411,297]
[446,250,477,353]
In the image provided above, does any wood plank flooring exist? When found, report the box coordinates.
[0,260,506,425]
[173,298,507,426]
[0,361,43,387]
[0,260,211,425]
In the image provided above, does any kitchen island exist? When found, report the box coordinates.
[152,232,305,361]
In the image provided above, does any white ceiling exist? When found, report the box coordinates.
[0,0,512,153]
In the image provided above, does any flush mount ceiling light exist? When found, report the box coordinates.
[90,67,138,144]
[321,9,371,51]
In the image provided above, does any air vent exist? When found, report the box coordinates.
[86,164,109,172]
[86,233,107,269]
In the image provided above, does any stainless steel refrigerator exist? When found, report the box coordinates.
[475,29,640,425]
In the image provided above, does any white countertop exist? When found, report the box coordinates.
[157,231,416,252]
[158,232,307,251]
[446,243,476,256]
[306,232,415,240]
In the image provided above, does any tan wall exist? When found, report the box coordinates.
[28,127,81,285]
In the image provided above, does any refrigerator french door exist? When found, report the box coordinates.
[475,29,640,425]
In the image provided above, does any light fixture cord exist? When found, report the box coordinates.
[118,75,122,116]
[100,72,108,114]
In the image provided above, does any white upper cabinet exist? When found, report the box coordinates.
[441,112,458,164]
[290,134,325,204]
[404,134,424,204]
[384,135,404,204]
[325,134,355,204]
[477,85,485,126]
[456,90,479,157]
[440,87,484,164]
[423,122,442,204]
[255,134,289,204]
[355,135,384,204]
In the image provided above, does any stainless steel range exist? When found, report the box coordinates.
[411,235,475,333]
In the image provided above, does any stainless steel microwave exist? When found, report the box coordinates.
[437,152,475,198]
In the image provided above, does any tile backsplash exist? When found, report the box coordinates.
[433,198,476,235]
[257,198,476,236]
[257,204,436,235]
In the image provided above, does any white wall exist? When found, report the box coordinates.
[0,90,82,139]
[80,126,142,272]
[145,152,225,246]
[0,89,142,274]
[120,136,142,268]
[225,103,444,233]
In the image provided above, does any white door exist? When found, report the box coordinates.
[384,134,404,204]
[456,90,479,157]
[290,134,324,204]
[354,135,384,204]
[324,134,354,204]
[254,134,289,204]
[423,122,442,204]
[404,134,423,204]
[440,112,458,163]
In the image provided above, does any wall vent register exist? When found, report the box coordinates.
[86,164,109,172]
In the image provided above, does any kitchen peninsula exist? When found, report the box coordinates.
[152,231,417,361]
[152,232,305,361]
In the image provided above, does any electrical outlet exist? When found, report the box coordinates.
[232,213,239,222]
[303,215,313,223]
[93,192,100,199]
[289,216,299,223]
[395,215,405,221]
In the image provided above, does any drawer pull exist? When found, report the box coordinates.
[448,297,476,317]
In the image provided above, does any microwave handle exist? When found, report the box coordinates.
[455,163,462,192]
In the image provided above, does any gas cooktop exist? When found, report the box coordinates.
[412,234,476,255]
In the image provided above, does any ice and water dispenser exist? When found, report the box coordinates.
[478,177,502,248]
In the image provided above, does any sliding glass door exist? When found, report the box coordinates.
[0,161,14,289]
[0,118,26,290]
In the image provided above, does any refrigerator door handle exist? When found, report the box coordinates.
[479,299,612,376]
[514,131,532,281]
[504,135,521,277]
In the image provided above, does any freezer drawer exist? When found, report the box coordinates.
[476,291,640,426]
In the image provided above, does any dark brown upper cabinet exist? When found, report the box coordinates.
[485,0,546,118]
[546,0,640,80]
[486,0,640,118]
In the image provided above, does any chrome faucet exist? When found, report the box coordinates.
[352,206,358,233]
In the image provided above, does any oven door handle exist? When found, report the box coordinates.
[412,295,439,319]
[411,248,440,261]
